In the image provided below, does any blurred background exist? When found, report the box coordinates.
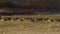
[0,0,60,15]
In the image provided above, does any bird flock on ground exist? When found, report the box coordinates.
[0,16,60,23]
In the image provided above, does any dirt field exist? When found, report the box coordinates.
[0,21,59,34]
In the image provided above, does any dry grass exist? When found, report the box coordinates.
[0,15,60,34]
[0,21,59,34]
